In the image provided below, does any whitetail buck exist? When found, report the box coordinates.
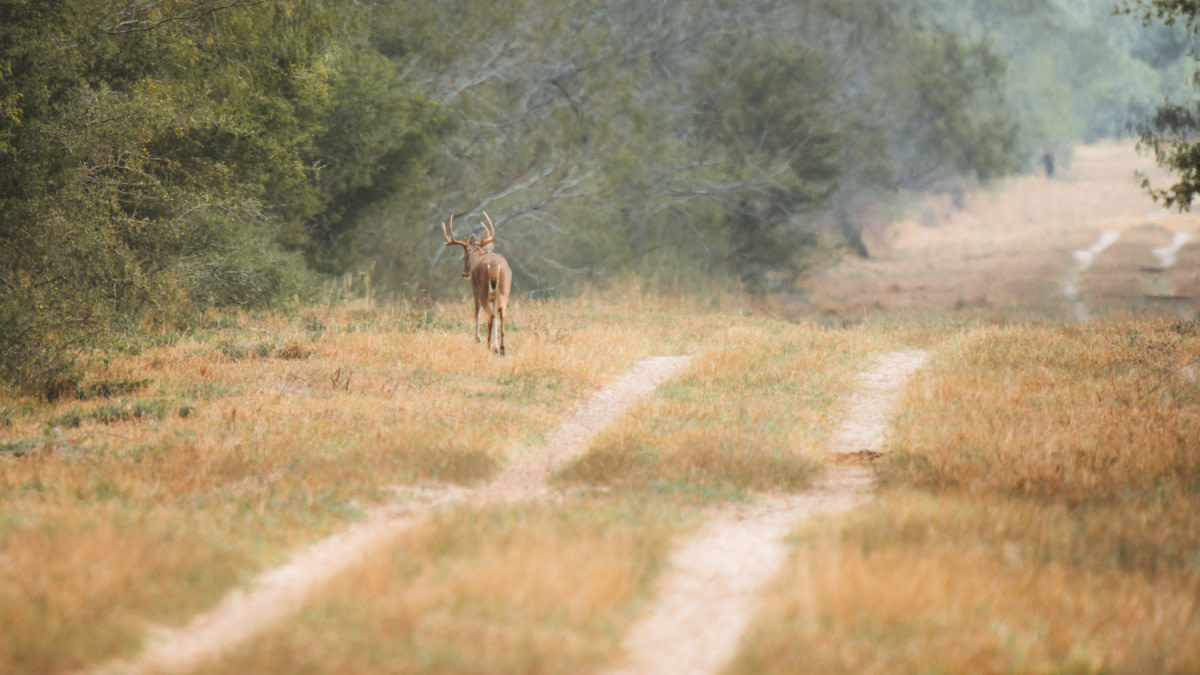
[443,211,512,355]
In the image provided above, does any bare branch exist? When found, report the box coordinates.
[105,0,266,35]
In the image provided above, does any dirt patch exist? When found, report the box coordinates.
[86,356,692,675]
[89,505,438,675]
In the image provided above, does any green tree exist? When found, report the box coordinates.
[925,0,1192,160]
[0,0,441,387]
[346,0,1031,296]
[305,48,447,277]
[1120,0,1200,209]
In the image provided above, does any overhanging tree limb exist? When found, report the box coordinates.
[106,0,266,34]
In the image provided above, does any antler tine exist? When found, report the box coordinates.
[478,211,496,246]
[443,214,466,247]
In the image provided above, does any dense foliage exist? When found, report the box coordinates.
[0,0,441,385]
[0,0,1189,387]
[1120,0,1200,208]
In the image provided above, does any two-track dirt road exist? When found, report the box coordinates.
[91,349,927,675]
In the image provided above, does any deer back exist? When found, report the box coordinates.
[469,250,511,301]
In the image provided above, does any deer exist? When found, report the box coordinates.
[442,211,512,355]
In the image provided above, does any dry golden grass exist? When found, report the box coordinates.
[729,145,1200,675]
[555,320,914,495]
[882,320,1200,502]
[732,318,1200,675]
[192,499,688,675]
[732,493,1200,675]
[169,312,939,675]
[0,507,250,675]
[0,294,725,673]
[156,307,938,675]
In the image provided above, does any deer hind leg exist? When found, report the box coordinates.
[486,276,503,355]
[486,293,500,354]
[497,305,505,356]
[474,303,483,343]
[487,312,496,353]
[493,281,507,356]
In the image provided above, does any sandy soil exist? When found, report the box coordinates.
[89,505,440,675]
[602,350,928,675]
[828,350,930,456]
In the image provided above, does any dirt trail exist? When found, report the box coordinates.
[89,349,921,675]
[90,505,439,675]
[88,355,692,675]
[480,355,693,504]
[600,467,873,675]
[603,350,928,675]
[828,350,930,456]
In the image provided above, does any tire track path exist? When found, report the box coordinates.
[602,350,928,675]
[88,356,692,675]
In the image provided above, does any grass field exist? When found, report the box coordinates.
[733,320,1200,674]
[1,142,1199,674]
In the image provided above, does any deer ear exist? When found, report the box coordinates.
[483,242,494,252]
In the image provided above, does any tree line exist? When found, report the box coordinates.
[0,0,1192,387]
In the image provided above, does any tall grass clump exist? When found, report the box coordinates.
[733,492,1200,674]
[880,319,1200,502]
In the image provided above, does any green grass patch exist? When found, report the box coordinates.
[45,399,172,428]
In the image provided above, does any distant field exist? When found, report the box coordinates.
[801,141,1200,322]
[1,142,1198,674]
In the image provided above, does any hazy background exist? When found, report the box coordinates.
[1,0,1197,385]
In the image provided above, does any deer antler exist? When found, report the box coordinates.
[478,211,495,246]
[443,214,468,248]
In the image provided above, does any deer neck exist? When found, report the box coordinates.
[466,248,499,270]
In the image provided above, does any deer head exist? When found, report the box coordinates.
[442,212,497,278]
